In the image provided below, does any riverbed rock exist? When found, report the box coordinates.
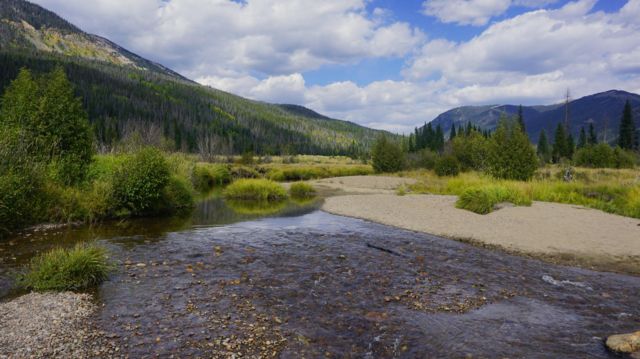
[606,331,640,353]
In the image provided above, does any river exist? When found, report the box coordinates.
[1,194,638,358]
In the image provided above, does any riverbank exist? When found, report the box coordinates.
[323,191,640,275]
[0,292,119,357]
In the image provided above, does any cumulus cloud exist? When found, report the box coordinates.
[33,0,423,80]
[421,0,559,26]
[30,0,640,134]
[407,0,640,106]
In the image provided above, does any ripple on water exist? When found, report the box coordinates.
[1,199,639,357]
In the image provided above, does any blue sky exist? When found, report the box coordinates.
[32,0,640,133]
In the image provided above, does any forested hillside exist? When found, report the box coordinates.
[0,0,385,156]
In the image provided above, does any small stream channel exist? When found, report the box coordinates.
[1,194,639,358]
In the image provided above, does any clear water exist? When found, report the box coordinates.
[1,195,638,358]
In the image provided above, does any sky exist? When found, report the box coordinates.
[31,0,640,133]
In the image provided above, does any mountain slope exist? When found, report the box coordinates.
[0,0,386,155]
[427,90,640,143]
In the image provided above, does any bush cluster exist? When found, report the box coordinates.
[435,156,461,177]
[573,144,636,169]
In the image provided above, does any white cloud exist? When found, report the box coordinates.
[32,0,424,80]
[421,0,560,26]
[30,0,640,134]
[407,0,640,107]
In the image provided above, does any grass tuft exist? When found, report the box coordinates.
[289,182,317,199]
[456,185,532,214]
[19,243,112,291]
[223,179,288,201]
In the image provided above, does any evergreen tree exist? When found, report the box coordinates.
[577,127,587,149]
[552,122,568,162]
[371,135,405,173]
[1,67,93,184]
[588,123,598,145]
[517,105,526,132]
[537,129,551,164]
[434,124,445,152]
[449,124,457,141]
[567,133,575,159]
[487,119,538,180]
[618,100,637,150]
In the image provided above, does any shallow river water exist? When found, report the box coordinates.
[1,195,639,358]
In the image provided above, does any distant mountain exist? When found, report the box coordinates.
[0,0,387,155]
[427,90,640,143]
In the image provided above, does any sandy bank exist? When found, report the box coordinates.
[310,175,416,194]
[323,193,640,274]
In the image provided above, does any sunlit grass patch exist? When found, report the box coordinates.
[223,179,288,201]
[19,243,111,291]
[289,182,317,199]
[456,185,531,214]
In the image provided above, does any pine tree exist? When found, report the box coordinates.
[487,119,538,180]
[517,105,525,132]
[567,133,575,159]
[577,127,587,149]
[588,123,598,145]
[618,100,637,150]
[537,129,551,164]
[552,123,568,162]
[435,124,444,152]
[449,124,457,141]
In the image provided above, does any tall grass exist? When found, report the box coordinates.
[406,167,640,219]
[19,243,111,291]
[289,182,317,199]
[192,163,232,192]
[223,179,288,201]
[456,185,531,214]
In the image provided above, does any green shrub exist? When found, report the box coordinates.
[0,171,48,236]
[613,147,636,169]
[451,132,490,171]
[223,179,288,201]
[573,144,614,168]
[160,176,195,212]
[407,149,438,170]
[456,185,532,214]
[289,182,317,199]
[488,119,538,180]
[435,156,461,177]
[371,135,405,173]
[112,147,170,215]
[18,243,111,291]
[192,164,231,192]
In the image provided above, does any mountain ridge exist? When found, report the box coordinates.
[0,0,387,155]
[427,90,640,142]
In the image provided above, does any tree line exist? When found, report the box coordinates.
[373,101,638,180]
[0,51,380,157]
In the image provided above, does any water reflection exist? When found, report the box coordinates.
[0,194,322,298]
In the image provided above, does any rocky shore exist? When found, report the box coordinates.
[0,292,118,358]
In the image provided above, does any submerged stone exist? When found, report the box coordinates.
[606,331,640,353]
